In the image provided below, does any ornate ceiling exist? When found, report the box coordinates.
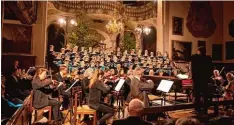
[49,1,157,21]
[47,1,157,30]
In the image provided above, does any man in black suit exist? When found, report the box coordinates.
[191,46,213,114]
[112,99,152,125]
[52,65,71,109]
[5,68,25,101]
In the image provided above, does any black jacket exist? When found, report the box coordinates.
[5,75,20,98]
[112,116,152,125]
[32,76,53,109]
[88,80,110,107]
[191,54,212,86]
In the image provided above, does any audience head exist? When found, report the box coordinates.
[128,99,145,116]
[197,46,206,55]
[210,116,232,125]
[164,119,175,125]
[175,117,200,125]
[34,68,47,80]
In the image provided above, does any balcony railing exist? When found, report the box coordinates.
[52,1,157,21]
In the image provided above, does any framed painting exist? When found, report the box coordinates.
[172,40,192,61]
[172,16,183,36]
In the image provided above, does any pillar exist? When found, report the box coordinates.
[32,1,48,67]
[156,0,164,53]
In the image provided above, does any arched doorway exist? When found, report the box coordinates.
[142,26,156,53]
[47,23,65,53]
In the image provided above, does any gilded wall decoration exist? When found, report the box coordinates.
[186,1,216,38]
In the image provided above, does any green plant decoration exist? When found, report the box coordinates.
[123,31,136,51]
[67,13,104,48]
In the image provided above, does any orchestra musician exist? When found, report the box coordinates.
[52,65,71,109]
[88,69,115,125]
[31,68,62,123]
[224,72,234,100]
[126,67,154,103]
[212,70,225,86]
[82,68,94,103]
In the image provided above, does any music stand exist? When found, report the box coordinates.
[156,80,174,106]
[156,80,174,119]
[62,79,79,124]
[114,79,125,119]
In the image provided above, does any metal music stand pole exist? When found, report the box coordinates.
[62,80,79,124]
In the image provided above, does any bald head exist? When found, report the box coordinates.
[128,99,145,116]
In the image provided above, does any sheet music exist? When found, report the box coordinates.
[176,74,189,79]
[156,80,174,93]
[65,79,79,92]
[114,79,125,91]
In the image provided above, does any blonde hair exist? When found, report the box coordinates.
[34,68,47,79]
[89,69,99,88]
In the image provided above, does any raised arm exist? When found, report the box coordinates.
[96,80,110,93]
[32,78,53,89]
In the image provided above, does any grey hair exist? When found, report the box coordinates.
[129,99,145,113]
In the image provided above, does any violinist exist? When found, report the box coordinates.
[224,72,234,100]
[52,65,71,109]
[32,68,62,123]
[88,69,115,125]
[82,68,94,103]
[212,70,224,86]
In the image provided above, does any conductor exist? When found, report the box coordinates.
[191,46,212,115]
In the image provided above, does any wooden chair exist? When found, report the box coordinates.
[74,93,97,125]
[29,91,52,123]
[165,92,189,103]
[148,94,163,106]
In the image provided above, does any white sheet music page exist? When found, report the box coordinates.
[157,80,174,93]
[115,79,125,91]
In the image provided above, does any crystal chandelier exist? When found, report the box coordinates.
[105,2,123,34]
[106,18,124,34]
[135,25,151,35]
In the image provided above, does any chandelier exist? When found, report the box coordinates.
[105,2,123,34]
[135,25,151,35]
[106,18,123,34]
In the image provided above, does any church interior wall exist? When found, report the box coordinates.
[166,1,229,62]
[223,2,234,63]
